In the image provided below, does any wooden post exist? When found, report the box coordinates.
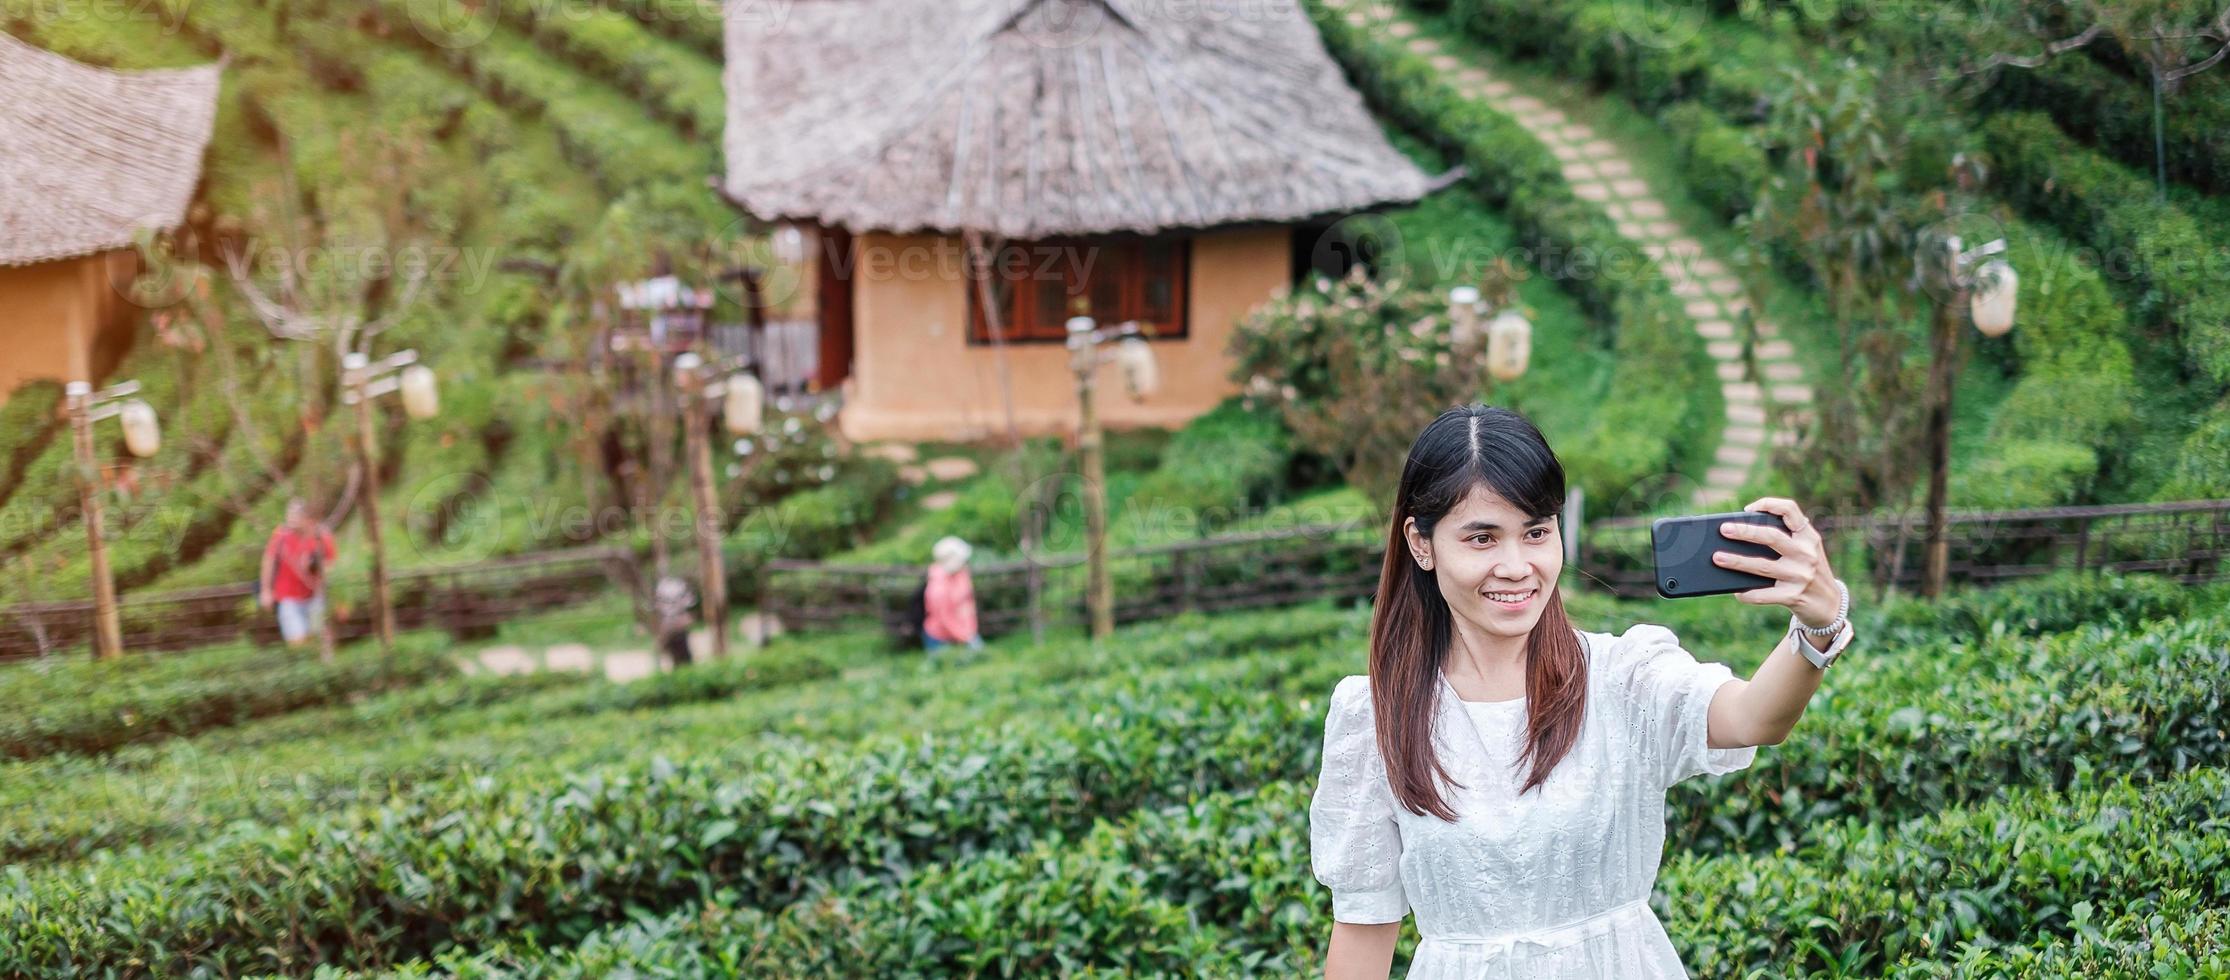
[1076,354,1112,641]
[1922,274,1963,600]
[348,358,397,653]
[66,382,124,660]
[678,362,729,660]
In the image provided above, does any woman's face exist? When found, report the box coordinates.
[1405,484,1563,642]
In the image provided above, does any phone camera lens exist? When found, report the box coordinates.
[1665,578,1678,590]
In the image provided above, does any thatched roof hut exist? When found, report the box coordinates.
[720,0,1436,237]
[0,31,223,267]
[0,33,221,403]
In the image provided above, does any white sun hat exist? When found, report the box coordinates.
[932,535,972,570]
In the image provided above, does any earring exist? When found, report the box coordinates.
[1417,556,1432,569]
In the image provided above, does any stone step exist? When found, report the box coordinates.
[1721,381,1763,404]
[1769,383,1814,404]
[1480,80,1514,99]
[1407,36,1437,53]
[863,442,920,464]
[1608,178,1649,198]
[545,643,594,673]
[1706,340,1743,361]
[1592,158,1632,178]
[1573,182,1611,202]
[899,463,928,485]
[1343,9,1368,26]
[1549,142,1583,162]
[1645,220,1678,240]
[1388,19,1417,37]
[1562,162,1598,182]
[1671,277,1706,298]
[1705,465,1749,489]
[1687,257,1728,278]
[1715,443,1761,468]
[1622,199,1668,220]
[1616,220,1648,240]
[1692,487,1737,509]
[1714,361,1748,382]
[1762,361,1805,382]
[1558,123,1596,144]
[920,489,960,511]
[922,455,980,481]
[1430,54,1463,73]
[1505,94,1546,114]
[1722,424,1766,446]
[1727,403,1767,426]
[1580,138,1615,156]
[1696,318,1735,340]
[1755,339,1795,360]
[1688,299,1727,320]
[1457,67,1491,85]
[1703,275,1742,296]
[1771,428,1802,448]
[1526,108,1568,128]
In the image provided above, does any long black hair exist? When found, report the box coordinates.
[1367,404,1585,820]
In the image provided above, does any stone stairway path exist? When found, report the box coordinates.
[459,611,785,683]
[1327,0,1813,509]
[863,442,980,512]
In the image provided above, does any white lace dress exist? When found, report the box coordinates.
[1309,624,1759,978]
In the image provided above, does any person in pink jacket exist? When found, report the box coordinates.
[923,535,985,655]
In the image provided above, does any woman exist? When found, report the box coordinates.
[923,535,986,655]
[1311,405,1854,979]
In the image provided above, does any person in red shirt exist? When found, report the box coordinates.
[260,498,336,648]
[923,535,984,657]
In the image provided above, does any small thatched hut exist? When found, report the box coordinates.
[0,33,222,404]
[721,0,1440,442]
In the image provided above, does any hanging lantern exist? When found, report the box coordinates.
[772,225,807,266]
[1486,309,1532,381]
[119,400,161,458]
[1116,336,1159,399]
[724,372,765,435]
[1970,259,2017,337]
[399,365,440,420]
[1447,286,1483,348]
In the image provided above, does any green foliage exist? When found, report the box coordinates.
[1304,2,1716,512]
[1119,397,1294,536]
[0,635,453,761]
[1982,111,2230,390]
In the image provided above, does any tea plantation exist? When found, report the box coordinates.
[1,571,2224,976]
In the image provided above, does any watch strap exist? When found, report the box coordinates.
[1791,617,1853,669]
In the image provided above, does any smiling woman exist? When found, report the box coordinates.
[1312,403,1849,980]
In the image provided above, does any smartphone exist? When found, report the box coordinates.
[1649,510,1789,599]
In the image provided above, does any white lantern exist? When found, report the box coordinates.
[1447,286,1483,348]
[1116,336,1159,399]
[723,372,764,435]
[1486,309,1532,381]
[399,365,440,420]
[1969,259,2017,337]
[772,225,807,266]
[119,400,161,458]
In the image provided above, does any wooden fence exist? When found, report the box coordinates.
[5,499,2225,659]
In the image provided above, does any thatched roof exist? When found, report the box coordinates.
[721,0,1438,238]
[0,33,222,268]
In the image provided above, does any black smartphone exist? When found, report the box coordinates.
[1649,510,1789,599]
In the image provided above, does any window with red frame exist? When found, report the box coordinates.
[966,234,1189,344]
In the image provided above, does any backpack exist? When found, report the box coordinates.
[897,573,930,650]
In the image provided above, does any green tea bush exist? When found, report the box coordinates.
[0,636,454,761]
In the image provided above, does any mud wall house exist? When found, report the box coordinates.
[0,32,222,405]
[720,0,1442,443]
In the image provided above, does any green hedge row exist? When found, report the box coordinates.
[0,643,1352,975]
[0,603,1358,870]
[1888,892,2230,978]
[598,0,723,60]
[488,0,724,139]
[1304,0,1719,511]
[1982,111,2230,390]
[1978,45,2230,197]
[0,636,454,761]
[1669,613,2230,857]
[390,763,2230,977]
[0,382,63,512]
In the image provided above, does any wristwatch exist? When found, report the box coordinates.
[1789,578,1853,670]
[1790,617,1853,669]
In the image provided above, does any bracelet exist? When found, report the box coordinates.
[1792,579,1850,637]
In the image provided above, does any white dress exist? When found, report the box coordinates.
[1308,624,1759,978]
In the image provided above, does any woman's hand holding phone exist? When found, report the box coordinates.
[1713,497,1843,630]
